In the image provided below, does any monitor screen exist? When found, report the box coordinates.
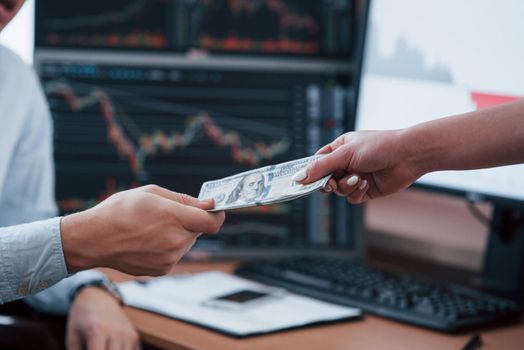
[35,0,353,59]
[39,61,351,250]
[35,0,360,253]
[356,0,524,205]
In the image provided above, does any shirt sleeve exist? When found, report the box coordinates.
[0,217,69,304]
[9,52,110,314]
[24,270,108,316]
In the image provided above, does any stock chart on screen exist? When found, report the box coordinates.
[41,62,349,248]
[35,0,353,58]
[36,0,170,50]
[35,0,357,251]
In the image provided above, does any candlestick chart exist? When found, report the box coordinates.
[198,0,321,55]
[46,80,291,179]
[36,0,353,58]
[42,62,340,247]
[37,0,169,50]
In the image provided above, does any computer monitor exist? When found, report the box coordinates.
[355,0,524,292]
[34,0,364,258]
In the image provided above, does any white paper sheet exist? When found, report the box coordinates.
[119,271,361,337]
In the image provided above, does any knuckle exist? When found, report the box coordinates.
[178,193,193,203]
[142,184,160,193]
[158,203,175,223]
[309,162,322,176]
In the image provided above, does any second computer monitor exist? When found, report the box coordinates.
[356,0,524,206]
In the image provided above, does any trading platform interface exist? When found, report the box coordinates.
[41,61,350,249]
[35,0,353,58]
[36,0,358,251]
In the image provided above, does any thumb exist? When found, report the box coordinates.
[141,185,214,209]
[299,146,352,184]
[172,193,215,210]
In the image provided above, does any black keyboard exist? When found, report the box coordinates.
[236,256,522,332]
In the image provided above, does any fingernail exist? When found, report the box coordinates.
[347,175,359,186]
[292,168,308,182]
[359,180,368,190]
[324,185,333,192]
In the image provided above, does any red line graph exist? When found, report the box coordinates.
[46,32,168,49]
[201,0,319,54]
[46,81,290,176]
[265,0,319,34]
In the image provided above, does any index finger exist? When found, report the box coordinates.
[141,185,215,210]
[315,135,347,155]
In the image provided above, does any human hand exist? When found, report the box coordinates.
[293,130,422,204]
[67,286,140,350]
[61,185,226,275]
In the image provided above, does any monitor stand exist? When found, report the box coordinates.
[480,207,524,294]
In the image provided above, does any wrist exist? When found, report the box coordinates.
[71,279,124,306]
[399,124,443,178]
[61,212,98,273]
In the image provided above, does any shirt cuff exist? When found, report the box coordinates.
[0,217,69,303]
[24,269,107,315]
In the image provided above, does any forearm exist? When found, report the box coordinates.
[404,99,524,176]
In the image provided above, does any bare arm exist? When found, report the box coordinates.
[296,99,524,204]
[407,98,524,174]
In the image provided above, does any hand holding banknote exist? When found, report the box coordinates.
[198,155,332,211]
[294,131,422,204]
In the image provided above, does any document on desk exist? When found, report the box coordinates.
[119,271,362,337]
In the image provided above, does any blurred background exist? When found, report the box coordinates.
[0,0,494,273]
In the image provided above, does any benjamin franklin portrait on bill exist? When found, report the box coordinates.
[225,171,267,205]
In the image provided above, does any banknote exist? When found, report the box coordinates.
[198,155,330,212]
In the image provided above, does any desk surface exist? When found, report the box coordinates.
[105,262,524,350]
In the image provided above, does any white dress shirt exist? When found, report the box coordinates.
[0,45,105,312]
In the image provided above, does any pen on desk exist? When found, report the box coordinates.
[461,334,483,350]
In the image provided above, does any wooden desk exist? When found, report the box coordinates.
[105,262,524,350]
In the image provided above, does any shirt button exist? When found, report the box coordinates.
[18,287,28,296]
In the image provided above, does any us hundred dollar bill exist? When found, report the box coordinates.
[198,155,331,212]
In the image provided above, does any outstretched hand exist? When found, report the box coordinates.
[61,185,226,276]
[293,130,422,204]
